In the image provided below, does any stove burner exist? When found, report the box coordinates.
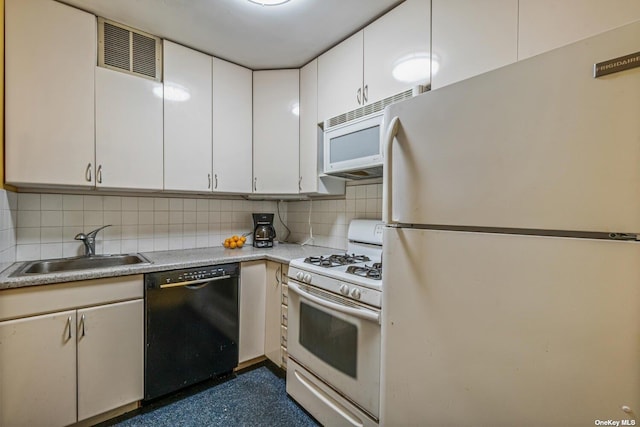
[346,264,382,280]
[304,253,371,268]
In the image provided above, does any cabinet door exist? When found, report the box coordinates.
[239,261,267,363]
[264,262,283,365]
[212,58,253,193]
[95,67,164,190]
[299,60,319,194]
[77,300,144,421]
[253,70,300,194]
[163,41,213,192]
[518,0,640,60]
[364,0,431,102]
[431,0,518,89]
[5,0,95,187]
[0,311,77,427]
[317,31,364,122]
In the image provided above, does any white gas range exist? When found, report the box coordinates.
[286,219,384,427]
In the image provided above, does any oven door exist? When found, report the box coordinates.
[287,280,381,419]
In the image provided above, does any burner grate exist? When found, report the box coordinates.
[346,264,382,280]
[304,253,371,268]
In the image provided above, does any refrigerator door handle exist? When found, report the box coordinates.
[383,116,400,224]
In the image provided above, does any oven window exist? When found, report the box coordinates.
[329,125,380,164]
[299,302,357,378]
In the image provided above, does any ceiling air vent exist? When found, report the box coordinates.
[98,18,162,81]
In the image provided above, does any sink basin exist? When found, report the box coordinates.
[11,254,152,276]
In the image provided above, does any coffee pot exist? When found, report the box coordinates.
[252,213,276,248]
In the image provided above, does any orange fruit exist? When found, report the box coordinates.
[236,240,244,248]
[229,241,237,249]
[240,236,246,243]
[232,235,239,241]
[223,240,230,248]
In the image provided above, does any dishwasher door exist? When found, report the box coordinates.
[144,264,239,400]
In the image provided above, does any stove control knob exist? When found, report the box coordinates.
[350,288,361,300]
[296,272,304,281]
[303,274,312,283]
[340,284,350,295]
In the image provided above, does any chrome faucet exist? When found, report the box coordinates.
[75,225,112,256]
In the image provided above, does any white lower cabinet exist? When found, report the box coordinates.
[0,310,78,427]
[0,276,144,427]
[77,300,144,421]
[239,261,267,364]
[264,261,283,365]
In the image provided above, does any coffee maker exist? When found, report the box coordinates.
[252,213,276,248]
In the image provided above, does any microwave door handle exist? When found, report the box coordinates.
[289,282,380,324]
[383,116,400,224]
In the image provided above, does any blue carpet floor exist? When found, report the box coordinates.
[110,366,319,427]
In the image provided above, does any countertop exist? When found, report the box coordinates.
[0,243,334,290]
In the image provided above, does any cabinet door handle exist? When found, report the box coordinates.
[275,265,281,286]
[357,88,362,105]
[363,85,368,103]
[96,165,103,184]
[66,316,73,341]
[214,174,218,189]
[298,176,302,191]
[85,163,93,182]
[79,314,86,338]
[254,177,257,192]
[208,174,212,189]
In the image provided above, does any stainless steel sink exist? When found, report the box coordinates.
[11,254,152,276]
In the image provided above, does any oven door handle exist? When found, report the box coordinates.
[289,282,380,324]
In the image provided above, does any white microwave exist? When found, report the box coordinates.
[323,111,384,180]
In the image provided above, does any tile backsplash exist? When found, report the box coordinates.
[0,183,380,265]
[287,183,382,250]
[12,192,286,262]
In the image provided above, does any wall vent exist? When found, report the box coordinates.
[324,86,428,130]
[98,18,162,81]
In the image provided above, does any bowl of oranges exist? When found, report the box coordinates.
[223,235,247,249]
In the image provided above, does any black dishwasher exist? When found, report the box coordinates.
[144,263,239,401]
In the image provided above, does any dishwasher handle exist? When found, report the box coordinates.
[160,275,232,289]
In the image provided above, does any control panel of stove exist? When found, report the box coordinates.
[295,271,312,284]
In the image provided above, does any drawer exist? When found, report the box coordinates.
[281,283,288,306]
[281,304,288,327]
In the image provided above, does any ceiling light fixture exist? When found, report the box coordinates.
[247,0,291,6]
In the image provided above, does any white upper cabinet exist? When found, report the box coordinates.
[95,67,164,190]
[253,70,300,194]
[318,32,364,122]
[363,0,431,103]
[163,41,213,192]
[299,60,345,196]
[5,0,96,187]
[299,60,319,194]
[431,0,518,89]
[317,1,430,123]
[518,0,640,60]
[212,58,253,193]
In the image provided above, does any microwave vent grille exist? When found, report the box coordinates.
[325,87,423,130]
[98,18,162,81]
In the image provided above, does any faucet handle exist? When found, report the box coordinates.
[87,224,112,238]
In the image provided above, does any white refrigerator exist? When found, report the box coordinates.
[380,21,640,426]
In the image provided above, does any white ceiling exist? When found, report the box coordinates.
[59,0,404,70]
